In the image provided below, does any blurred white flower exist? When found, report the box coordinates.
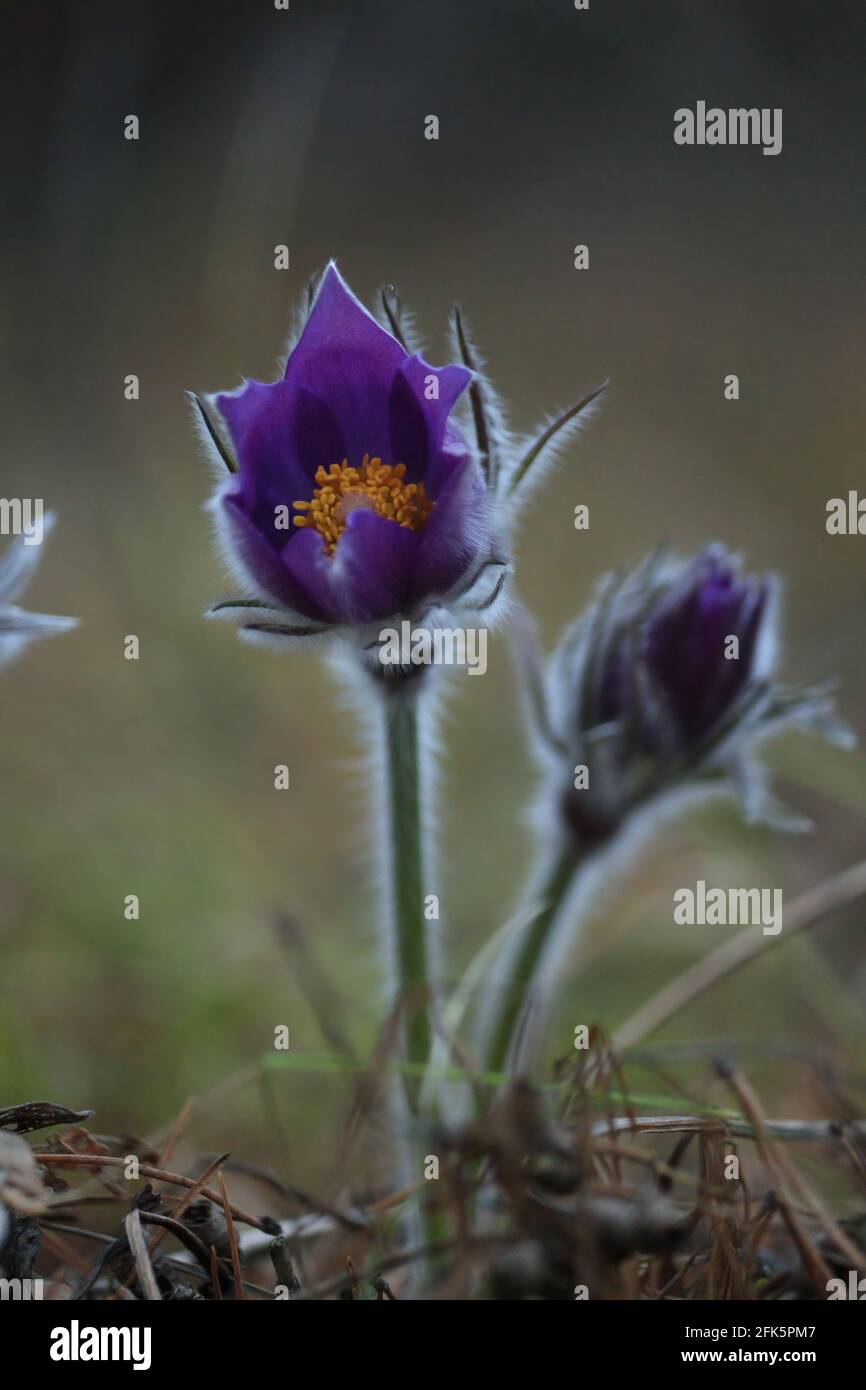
[0,512,77,667]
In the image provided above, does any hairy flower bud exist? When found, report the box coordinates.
[535,545,852,847]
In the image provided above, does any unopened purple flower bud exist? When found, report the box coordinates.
[534,544,852,847]
[595,546,772,753]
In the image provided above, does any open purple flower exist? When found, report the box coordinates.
[526,544,852,846]
[200,264,502,639]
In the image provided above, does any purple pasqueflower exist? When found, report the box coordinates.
[596,546,771,752]
[527,544,852,844]
[200,264,499,637]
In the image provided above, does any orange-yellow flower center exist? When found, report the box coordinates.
[292,455,434,556]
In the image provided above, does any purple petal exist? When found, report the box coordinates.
[411,455,489,603]
[283,264,406,466]
[217,380,347,513]
[388,355,472,487]
[222,494,331,621]
[301,509,421,625]
[644,549,766,741]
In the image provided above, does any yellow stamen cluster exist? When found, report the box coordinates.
[293,455,434,556]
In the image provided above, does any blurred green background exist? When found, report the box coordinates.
[1,0,864,1183]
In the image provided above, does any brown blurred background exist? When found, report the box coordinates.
[1,0,864,1182]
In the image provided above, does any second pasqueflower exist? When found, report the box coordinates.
[543,544,852,844]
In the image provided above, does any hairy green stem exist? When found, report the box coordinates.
[379,684,441,1293]
[481,844,583,1081]
[383,690,433,1105]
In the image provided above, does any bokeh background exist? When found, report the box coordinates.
[2,0,864,1188]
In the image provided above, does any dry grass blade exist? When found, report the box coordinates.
[158,1095,196,1167]
[125,1208,162,1301]
[217,1171,245,1299]
[719,1061,866,1278]
[613,857,866,1052]
[590,1113,866,1142]
[27,1029,865,1300]
[36,1151,267,1231]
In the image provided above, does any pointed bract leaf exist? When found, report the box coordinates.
[240,620,329,640]
[379,286,410,352]
[508,381,608,496]
[452,305,493,487]
[207,598,281,619]
[189,391,238,473]
[453,559,509,613]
